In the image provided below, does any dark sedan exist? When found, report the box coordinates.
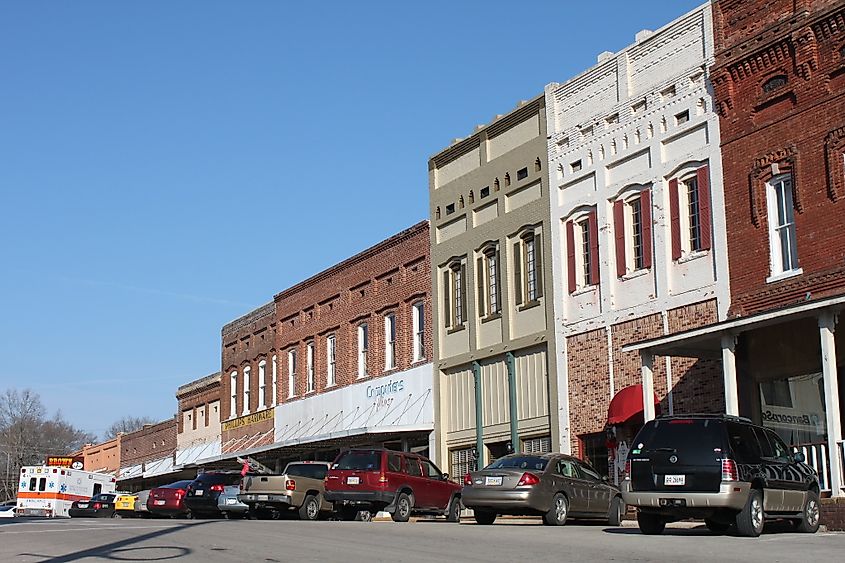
[68,493,119,518]
[461,453,624,526]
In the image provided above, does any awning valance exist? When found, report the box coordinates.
[607,384,659,425]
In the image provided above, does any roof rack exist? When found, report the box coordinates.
[655,413,753,423]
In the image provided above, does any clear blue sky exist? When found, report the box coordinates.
[0,0,704,437]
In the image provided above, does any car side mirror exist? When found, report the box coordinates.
[793,452,805,463]
[602,475,609,483]
[442,473,449,480]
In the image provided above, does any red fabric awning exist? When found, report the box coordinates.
[607,384,659,425]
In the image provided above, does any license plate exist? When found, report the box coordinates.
[346,476,360,485]
[194,489,203,496]
[484,476,503,486]
[78,503,88,508]
[664,475,686,486]
[257,495,269,501]
[226,498,237,505]
[154,499,166,505]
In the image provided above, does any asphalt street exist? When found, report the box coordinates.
[1,516,843,563]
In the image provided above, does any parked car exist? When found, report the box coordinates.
[324,449,462,522]
[114,493,138,518]
[622,414,821,537]
[0,500,16,519]
[185,472,248,518]
[239,461,332,520]
[147,480,194,518]
[68,493,119,518]
[462,453,624,526]
[134,490,152,517]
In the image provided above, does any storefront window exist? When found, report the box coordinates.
[759,372,827,446]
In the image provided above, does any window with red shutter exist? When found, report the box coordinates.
[669,178,682,260]
[613,199,626,278]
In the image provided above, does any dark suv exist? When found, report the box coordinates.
[324,449,462,522]
[622,414,821,537]
[184,472,248,518]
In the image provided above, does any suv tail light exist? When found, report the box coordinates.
[721,459,738,482]
[463,473,473,487]
[517,473,540,487]
[210,484,225,493]
[623,459,631,481]
[285,479,296,491]
[376,472,389,488]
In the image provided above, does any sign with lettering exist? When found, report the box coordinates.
[222,408,275,432]
[45,456,84,470]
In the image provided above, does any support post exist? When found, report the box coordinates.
[641,352,655,422]
[820,312,843,497]
[472,361,484,470]
[721,334,739,416]
[506,352,519,454]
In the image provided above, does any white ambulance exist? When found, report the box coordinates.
[16,466,116,517]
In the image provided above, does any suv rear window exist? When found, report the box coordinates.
[285,464,328,480]
[634,419,725,465]
[485,456,548,471]
[334,451,382,471]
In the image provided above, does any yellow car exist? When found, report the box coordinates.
[114,493,138,517]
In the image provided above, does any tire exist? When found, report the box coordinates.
[111,512,121,519]
[543,493,569,526]
[704,518,731,534]
[637,512,666,535]
[392,493,412,523]
[795,490,821,534]
[445,496,461,523]
[735,488,764,537]
[607,496,625,526]
[354,510,374,522]
[298,494,320,521]
[473,510,496,525]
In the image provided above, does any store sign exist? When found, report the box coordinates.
[45,456,84,470]
[222,409,275,432]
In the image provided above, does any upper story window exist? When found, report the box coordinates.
[306,342,315,393]
[270,355,277,407]
[258,360,267,410]
[513,230,543,306]
[412,301,425,362]
[442,260,467,331]
[287,349,297,398]
[357,323,368,377]
[326,335,336,387]
[766,174,800,277]
[566,210,599,293]
[476,244,501,319]
[762,75,788,94]
[242,366,251,416]
[229,371,237,419]
[669,165,712,260]
[384,314,396,370]
[613,189,653,277]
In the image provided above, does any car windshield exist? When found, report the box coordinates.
[285,464,328,480]
[0,506,14,512]
[334,451,382,471]
[484,456,548,471]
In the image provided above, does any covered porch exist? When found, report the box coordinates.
[625,295,844,497]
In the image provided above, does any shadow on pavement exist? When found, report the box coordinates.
[603,520,802,536]
[16,520,215,562]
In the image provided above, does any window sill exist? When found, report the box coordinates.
[621,268,650,281]
[383,366,396,372]
[411,357,426,365]
[357,373,368,379]
[242,411,250,417]
[305,390,316,396]
[571,285,597,297]
[446,324,466,335]
[480,312,501,324]
[677,249,709,265]
[766,268,803,284]
[517,300,541,312]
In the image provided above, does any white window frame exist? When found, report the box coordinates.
[242,366,251,416]
[271,355,277,406]
[229,371,237,419]
[257,360,267,410]
[452,266,464,327]
[357,323,368,377]
[623,194,646,273]
[326,335,336,387]
[677,173,703,256]
[524,236,537,301]
[571,215,593,290]
[288,349,297,398]
[412,302,425,362]
[306,342,315,393]
[766,173,801,280]
[384,314,396,370]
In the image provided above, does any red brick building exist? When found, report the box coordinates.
[219,222,434,469]
[631,0,845,497]
[116,418,180,489]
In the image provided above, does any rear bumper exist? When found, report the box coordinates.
[461,488,546,512]
[323,490,394,508]
[238,493,291,506]
[184,497,222,514]
[621,481,750,512]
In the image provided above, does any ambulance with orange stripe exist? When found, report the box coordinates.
[16,466,116,517]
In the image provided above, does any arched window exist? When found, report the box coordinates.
[762,75,788,94]
[412,302,425,362]
[535,157,541,172]
[258,359,267,410]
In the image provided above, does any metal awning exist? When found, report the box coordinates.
[623,294,845,358]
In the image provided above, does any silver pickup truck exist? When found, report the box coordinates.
[237,461,332,520]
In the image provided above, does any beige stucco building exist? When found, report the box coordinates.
[429,95,560,477]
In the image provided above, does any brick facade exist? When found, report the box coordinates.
[176,372,221,435]
[120,418,178,468]
[711,0,845,316]
[82,436,121,474]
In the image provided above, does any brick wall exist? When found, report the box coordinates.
[83,436,121,473]
[712,0,845,316]
[822,497,845,531]
[120,418,177,468]
[567,328,610,456]
[176,373,221,434]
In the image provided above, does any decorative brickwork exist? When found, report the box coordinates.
[120,418,177,468]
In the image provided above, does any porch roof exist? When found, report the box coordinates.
[623,295,845,358]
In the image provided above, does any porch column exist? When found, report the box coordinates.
[721,334,739,416]
[641,352,655,422]
[819,312,843,497]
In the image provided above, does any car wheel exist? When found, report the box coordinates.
[543,493,569,526]
[185,511,194,520]
[607,496,625,526]
[355,510,374,522]
[392,493,412,523]
[445,496,461,523]
[704,518,731,534]
[735,488,764,537]
[795,490,820,534]
[298,494,320,521]
[111,512,122,519]
[637,512,666,535]
[473,510,496,525]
